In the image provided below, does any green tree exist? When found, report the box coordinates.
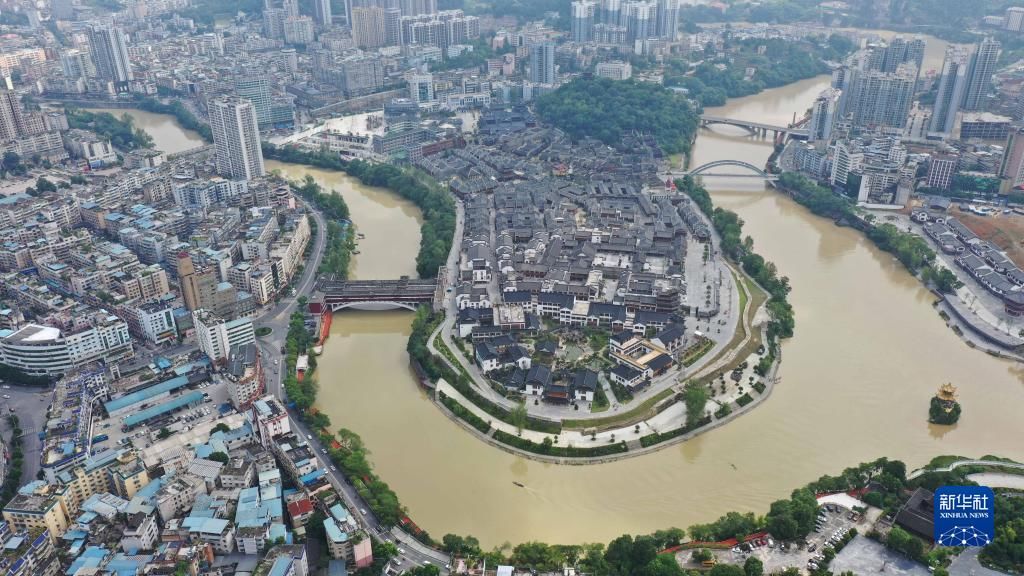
[683,381,708,427]
[211,423,230,434]
[442,533,481,557]
[510,401,528,434]
[157,428,173,439]
[207,451,229,463]
[692,548,713,562]
[378,540,398,560]
[743,556,763,576]
[604,534,657,576]
[764,488,819,541]
[511,541,562,572]
[923,266,963,294]
[886,526,924,561]
[35,177,56,193]
[535,77,699,155]
[2,151,20,172]
[929,396,961,425]
[639,554,685,576]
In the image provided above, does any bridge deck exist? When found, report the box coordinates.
[318,278,438,300]
[699,114,809,136]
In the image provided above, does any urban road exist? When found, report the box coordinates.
[253,198,452,572]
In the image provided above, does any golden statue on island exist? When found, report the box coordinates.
[930,383,961,425]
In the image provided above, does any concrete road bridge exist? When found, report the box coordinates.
[700,114,809,140]
[308,276,442,313]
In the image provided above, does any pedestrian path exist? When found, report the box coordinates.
[435,379,688,447]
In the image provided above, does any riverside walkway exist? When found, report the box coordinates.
[907,459,1024,480]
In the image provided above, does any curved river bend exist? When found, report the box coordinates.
[114,70,1024,546]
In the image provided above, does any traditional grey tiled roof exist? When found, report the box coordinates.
[571,369,599,392]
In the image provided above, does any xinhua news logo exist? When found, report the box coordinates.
[934,486,995,547]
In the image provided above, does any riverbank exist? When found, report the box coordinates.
[771,170,1024,361]
[431,323,783,465]
[264,146,454,279]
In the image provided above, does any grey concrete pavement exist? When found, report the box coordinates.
[947,548,1005,576]
[0,385,50,484]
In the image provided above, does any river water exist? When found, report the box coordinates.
[115,55,1024,546]
[87,108,208,155]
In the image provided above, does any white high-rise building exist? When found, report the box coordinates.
[0,90,27,142]
[407,73,434,103]
[999,127,1024,188]
[192,310,255,363]
[60,49,93,80]
[530,43,556,85]
[1006,7,1024,32]
[601,0,623,25]
[963,37,1001,112]
[842,63,917,130]
[210,97,265,181]
[829,140,863,187]
[352,6,386,48]
[624,0,656,42]
[400,0,436,16]
[87,23,134,93]
[571,0,597,42]
[655,0,678,40]
[929,45,972,136]
[284,15,316,44]
[808,88,841,142]
[313,0,333,26]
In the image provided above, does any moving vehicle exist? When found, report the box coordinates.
[92,434,109,444]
